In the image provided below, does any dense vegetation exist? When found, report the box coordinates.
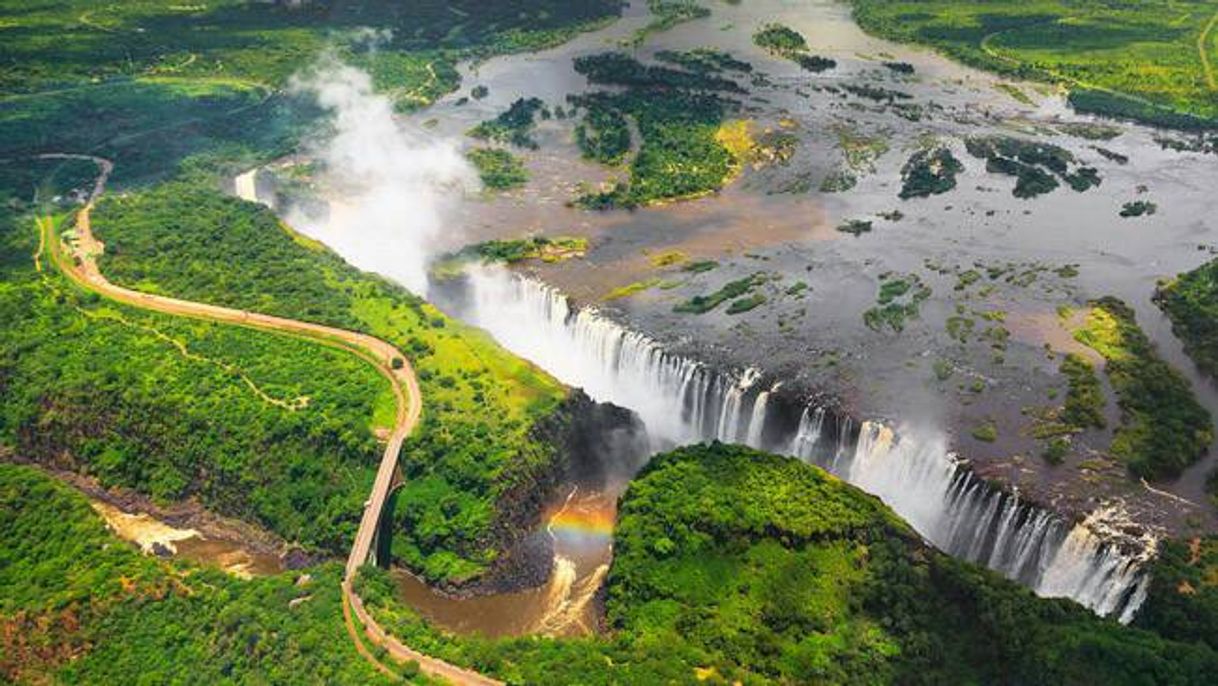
[466,148,529,190]
[567,51,756,208]
[355,444,1218,685]
[1156,256,1218,499]
[469,97,546,149]
[1157,256,1218,379]
[864,272,932,332]
[572,90,739,208]
[0,0,624,185]
[434,236,587,278]
[1136,536,1218,649]
[965,135,1100,198]
[627,0,711,47]
[0,189,394,554]
[753,23,809,56]
[1073,297,1213,480]
[898,146,963,199]
[575,101,633,165]
[656,48,753,75]
[673,273,767,314]
[89,180,567,584]
[0,464,404,684]
[1059,353,1107,431]
[849,0,1218,126]
[1121,200,1158,217]
[573,51,744,92]
[752,22,838,72]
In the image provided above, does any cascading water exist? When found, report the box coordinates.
[452,265,1153,623]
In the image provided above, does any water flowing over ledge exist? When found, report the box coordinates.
[443,265,1153,623]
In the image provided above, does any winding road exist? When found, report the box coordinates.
[38,154,500,686]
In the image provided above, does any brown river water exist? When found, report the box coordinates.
[90,500,283,578]
[393,487,616,638]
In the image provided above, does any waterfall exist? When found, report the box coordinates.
[453,265,1153,622]
[234,169,260,204]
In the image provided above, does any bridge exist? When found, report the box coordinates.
[41,154,501,686]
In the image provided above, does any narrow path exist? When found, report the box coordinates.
[1200,10,1218,91]
[38,154,500,686]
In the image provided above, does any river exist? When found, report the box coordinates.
[233,0,1218,633]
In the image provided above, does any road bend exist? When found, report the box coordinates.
[39,154,501,686]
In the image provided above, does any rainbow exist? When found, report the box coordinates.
[547,508,615,538]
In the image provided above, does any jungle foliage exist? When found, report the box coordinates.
[848,0,1218,126]
[1073,297,1213,481]
[469,97,546,149]
[0,464,402,685]
[1136,536,1218,649]
[356,444,1218,685]
[0,192,390,554]
[1157,256,1218,380]
[467,148,529,190]
[89,181,567,584]
[898,146,963,199]
[0,0,623,184]
[965,135,1100,198]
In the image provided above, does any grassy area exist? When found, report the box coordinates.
[466,148,529,190]
[849,0,1218,127]
[0,463,408,684]
[1073,297,1212,480]
[352,444,1218,684]
[89,180,567,584]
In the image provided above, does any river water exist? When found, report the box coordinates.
[393,488,615,637]
[233,0,1218,635]
[90,499,283,578]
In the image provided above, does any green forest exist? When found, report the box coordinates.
[1072,297,1213,481]
[353,444,1218,685]
[1158,256,1218,379]
[0,463,405,684]
[0,0,623,184]
[849,0,1218,126]
[6,0,1218,683]
[89,179,567,585]
[569,51,747,208]
[0,190,390,554]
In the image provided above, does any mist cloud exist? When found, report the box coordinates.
[288,56,475,296]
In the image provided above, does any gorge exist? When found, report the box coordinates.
[434,264,1153,622]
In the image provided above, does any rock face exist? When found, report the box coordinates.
[459,389,648,597]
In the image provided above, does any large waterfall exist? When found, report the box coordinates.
[452,265,1152,623]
